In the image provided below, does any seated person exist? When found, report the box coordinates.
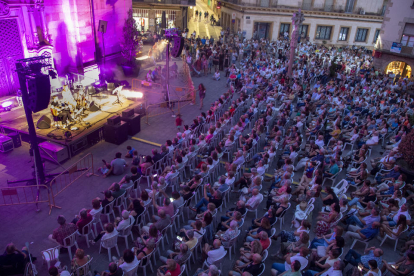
[190,185,223,214]
[216,220,239,247]
[0,243,30,276]
[142,209,171,233]
[229,253,263,276]
[157,259,181,276]
[48,215,77,246]
[159,243,190,265]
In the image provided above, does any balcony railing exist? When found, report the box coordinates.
[375,39,414,56]
[133,0,195,5]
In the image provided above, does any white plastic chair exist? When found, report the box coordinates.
[92,210,104,236]
[118,223,134,249]
[178,264,186,276]
[41,246,60,269]
[202,250,227,271]
[246,194,264,218]
[322,168,342,186]
[76,220,96,248]
[279,202,291,229]
[138,250,155,276]
[101,201,116,223]
[122,261,139,276]
[379,225,409,251]
[62,231,79,261]
[223,230,240,259]
[99,234,120,262]
[269,228,276,239]
[261,249,268,262]
[72,257,93,276]
[350,238,370,250]
[114,192,127,215]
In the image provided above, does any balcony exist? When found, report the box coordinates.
[133,0,195,5]
[375,39,414,57]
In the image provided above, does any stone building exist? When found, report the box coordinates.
[373,0,414,77]
[214,0,385,47]
[0,0,131,97]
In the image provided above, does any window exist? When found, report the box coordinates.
[254,22,271,40]
[355,28,368,42]
[345,0,355,12]
[280,23,290,35]
[338,27,349,41]
[299,25,308,38]
[401,35,414,47]
[315,26,332,40]
[373,29,380,43]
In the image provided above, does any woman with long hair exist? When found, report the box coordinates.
[198,83,206,110]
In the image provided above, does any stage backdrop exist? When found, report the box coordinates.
[45,0,132,75]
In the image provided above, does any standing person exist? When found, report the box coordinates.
[175,114,183,132]
[198,83,206,110]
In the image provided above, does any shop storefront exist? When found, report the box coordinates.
[386,61,412,78]
[133,9,178,33]
[253,22,272,40]
[133,9,150,32]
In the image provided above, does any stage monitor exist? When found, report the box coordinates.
[170,37,184,58]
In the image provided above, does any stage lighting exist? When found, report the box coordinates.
[122,90,143,99]
[48,70,57,79]
[1,101,13,111]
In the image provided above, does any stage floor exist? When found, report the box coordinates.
[0,94,142,144]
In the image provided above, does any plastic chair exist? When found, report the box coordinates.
[72,257,93,276]
[41,246,60,269]
[114,192,127,215]
[101,201,116,223]
[261,249,268,262]
[246,194,264,218]
[223,230,240,259]
[118,223,134,249]
[202,250,227,271]
[99,234,120,262]
[257,263,265,276]
[269,228,276,239]
[182,253,193,274]
[92,210,104,237]
[168,209,180,237]
[138,250,155,276]
[122,261,139,276]
[62,232,79,261]
[379,225,409,251]
[279,202,291,229]
[76,220,96,248]
[178,264,186,276]
[350,238,371,250]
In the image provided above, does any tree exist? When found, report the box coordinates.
[121,8,141,65]
[399,129,414,170]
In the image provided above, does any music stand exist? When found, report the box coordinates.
[112,85,123,106]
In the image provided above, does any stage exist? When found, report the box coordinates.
[0,93,144,160]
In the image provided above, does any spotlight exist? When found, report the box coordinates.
[122,90,143,99]
[1,101,13,111]
[48,70,57,79]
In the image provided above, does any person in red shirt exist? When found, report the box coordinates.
[72,209,93,233]
[157,259,181,276]
[175,114,183,132]
[259,231,270,250]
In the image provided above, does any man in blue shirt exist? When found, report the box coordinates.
[343,221,380,242]
[125,146,135,158]
[343,246,383,269]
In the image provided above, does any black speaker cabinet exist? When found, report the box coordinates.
[121,114,141,136]
[37,115,51,129]
[26,74,51,113]
[8,132,21,148]
[122,108,134,118]
[103,121,128,145]
[107,115,121,126]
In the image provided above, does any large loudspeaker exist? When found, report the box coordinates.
[107,115,121,126]
[37,115,51,129]
[121,114,141,136]
[89,101,100,112]
[122,108,134,118]
[161,11,166,29]
[8,132,22,148]
[27,74,51,113]
[103,121,128,145]
[170,37,184,58]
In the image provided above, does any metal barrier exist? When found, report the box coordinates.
[49,153,97,204]
[0,185,60,214]
[132,79,164,94]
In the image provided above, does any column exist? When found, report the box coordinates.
[149,10,156,32]
[27,5,39,47]
[36,4,50,44]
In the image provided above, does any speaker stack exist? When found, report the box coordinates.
[103,115,128,145]
[8,133,22,148]
[121,108,141,136]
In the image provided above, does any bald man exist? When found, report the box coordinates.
[245,189,263,209]
[229,253,263,276]
[203,239,226,265]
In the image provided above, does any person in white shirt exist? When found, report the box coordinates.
[117,249,140,271]
[320,260,344,276]
[365,131,379,146]
[245,189,263,209]
[203,239,226,264]
[116,210,135,231]
[315,135,325,149]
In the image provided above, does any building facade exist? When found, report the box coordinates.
[0,0,132,97]
[132,0,195,33]
[216,0,384,48]
[373,0,414,77]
